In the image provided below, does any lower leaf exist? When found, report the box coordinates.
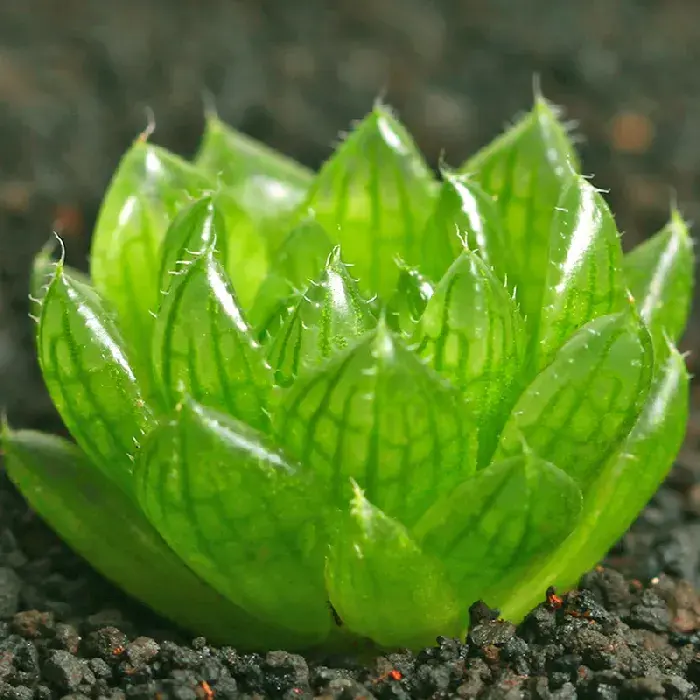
[326,481,464,648]
[412,452,582,610]
[2,428,301,649]
[134,399,332,644]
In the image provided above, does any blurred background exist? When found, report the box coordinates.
[1,0,699,429]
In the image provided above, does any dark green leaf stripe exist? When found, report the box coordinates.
[326,481,463,648]
[135,400,331,643]
[38,264,154,493]
[385,262,434,336]
[536,177,626,368]
[153,249,272,431]
[276,324,477,526]
[495,312,653,491]
[416,251,525,465]
[413,453,581,610]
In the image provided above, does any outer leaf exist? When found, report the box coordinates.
[2,428,301,650]
[90,142,213,367]
[420,170,508,283]
[385,262,434,336]
[304,104,437,299]
[276,323,477,526]
[413,453,581,609]
[135,400,331,644]
[195,114,312,233]
[416,251,526,466]
[461,96,578,331]
[495,312,653,492]
[38,263,154,493]
[248,219,334,340]
[536,176,626,368]
[624,208,694,354]
[153,248,272,432]
[326,481,463,648]
[31,240,90,316]
[501,343,690,620]
[267,248,375,387]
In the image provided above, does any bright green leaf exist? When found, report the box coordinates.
[536,176,627,368]
[385,262,434,336]
[2,428,301,650]
[153,247,272,432]
[413,452,581,609]
[501,343,689,620]
[416,251,526,466]
[461,96,578,331]
[267,248,375,387]
[248,219,334,340]
[276,323,477,526]
[37,263,154,493]
[90,142,213,367]
[624,208,694,355]
[304,104,437,299]
[495,311,653,492]
[420,170,508,283]
[134,400,331,644]
[326,480,463,649]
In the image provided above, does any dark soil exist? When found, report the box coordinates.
[3,1,700,697]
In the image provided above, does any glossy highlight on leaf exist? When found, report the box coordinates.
[18,94,694,651]
[135,400,331,644]
[536,176,626,367]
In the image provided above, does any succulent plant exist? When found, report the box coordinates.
[3,95,693,652]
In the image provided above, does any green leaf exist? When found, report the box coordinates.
[420,170,508,283]
[535,176,626,368]
[495,311,653,492]
[267,248,375,387]
[153,247,272,432]
[413,452,581,609]
[461,96,578,331]
[304,104,437,299]
[248,218,334,340]
[2,428,302,650]
[37,263,154,493]
[134,400,331,644]
[90,141,213,368]
[326,481,463,648]
[416,250,526,466]
[385,262,434,336]
[500,343,689,620]
[195,114,312,224]
[624,208,694,355]
[276,323,477,526]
